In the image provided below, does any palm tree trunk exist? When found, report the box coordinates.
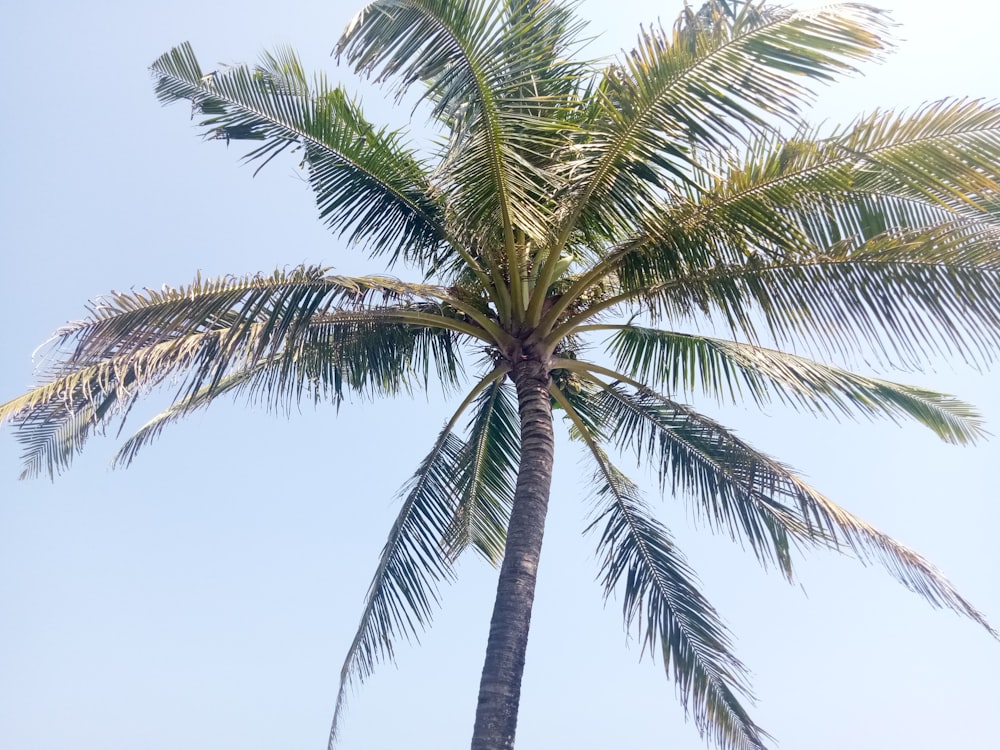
[470,350,554,750]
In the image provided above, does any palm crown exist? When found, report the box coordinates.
[3,2,1000,749]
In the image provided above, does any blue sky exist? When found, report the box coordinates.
[1,2,998,749]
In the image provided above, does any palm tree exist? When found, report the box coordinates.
[3,1,999,748]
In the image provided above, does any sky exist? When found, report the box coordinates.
[1,2,998,749]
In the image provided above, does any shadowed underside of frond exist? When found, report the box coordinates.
[111,318,464,468]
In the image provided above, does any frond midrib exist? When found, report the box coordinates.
[389,0,518,310]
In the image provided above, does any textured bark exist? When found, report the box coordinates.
[469,349,554,750]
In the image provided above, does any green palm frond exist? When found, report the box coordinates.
[329,366,512,746]
[587,457,767,750]
[337,0,500,107]
[567,373,994,633]
[0,270,471,478]
[446,379,520,564]
[733,103,1000,254]
[47,265,484,370]
[584,378,798,577]
[4,315,462,478]
[660,98,1000,261]
[832,97,1000,212]
[545,98,1000,337]
[558,220,1000,366]
[550,384,766,750]
[676,98,999,258]
[5,4,997,750]
[562,2,893,243]
[337,0,585,300]
[632,227,1000,367]
[151,43,448,268]
[337,0,586,114]
[550,385,768,750]
[329,421,466,748]
[111,319,462,468]
[604,326,986,444]
[338,0,517,268]
[497,0,590,118]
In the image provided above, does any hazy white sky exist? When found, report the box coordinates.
[1,2,998,749]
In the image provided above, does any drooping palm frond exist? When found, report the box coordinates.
[47,265,486,369]
[588,465,768,750]
[111,360,275,469]
[581,376,799,577]
[151,43,449,269]
[329,423,465,748]
[329,367,508,747]
[551,385,766,750]
[0,267,478,478]
[553,221,1000,367]
[541,218,1000,354]
[111,318,463,468]
[10,393,110,481]
[446,379,520,563]
[3,312,464,479]
[561,369,995,634]
[604,326,986,444]
[5,328,237,479]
